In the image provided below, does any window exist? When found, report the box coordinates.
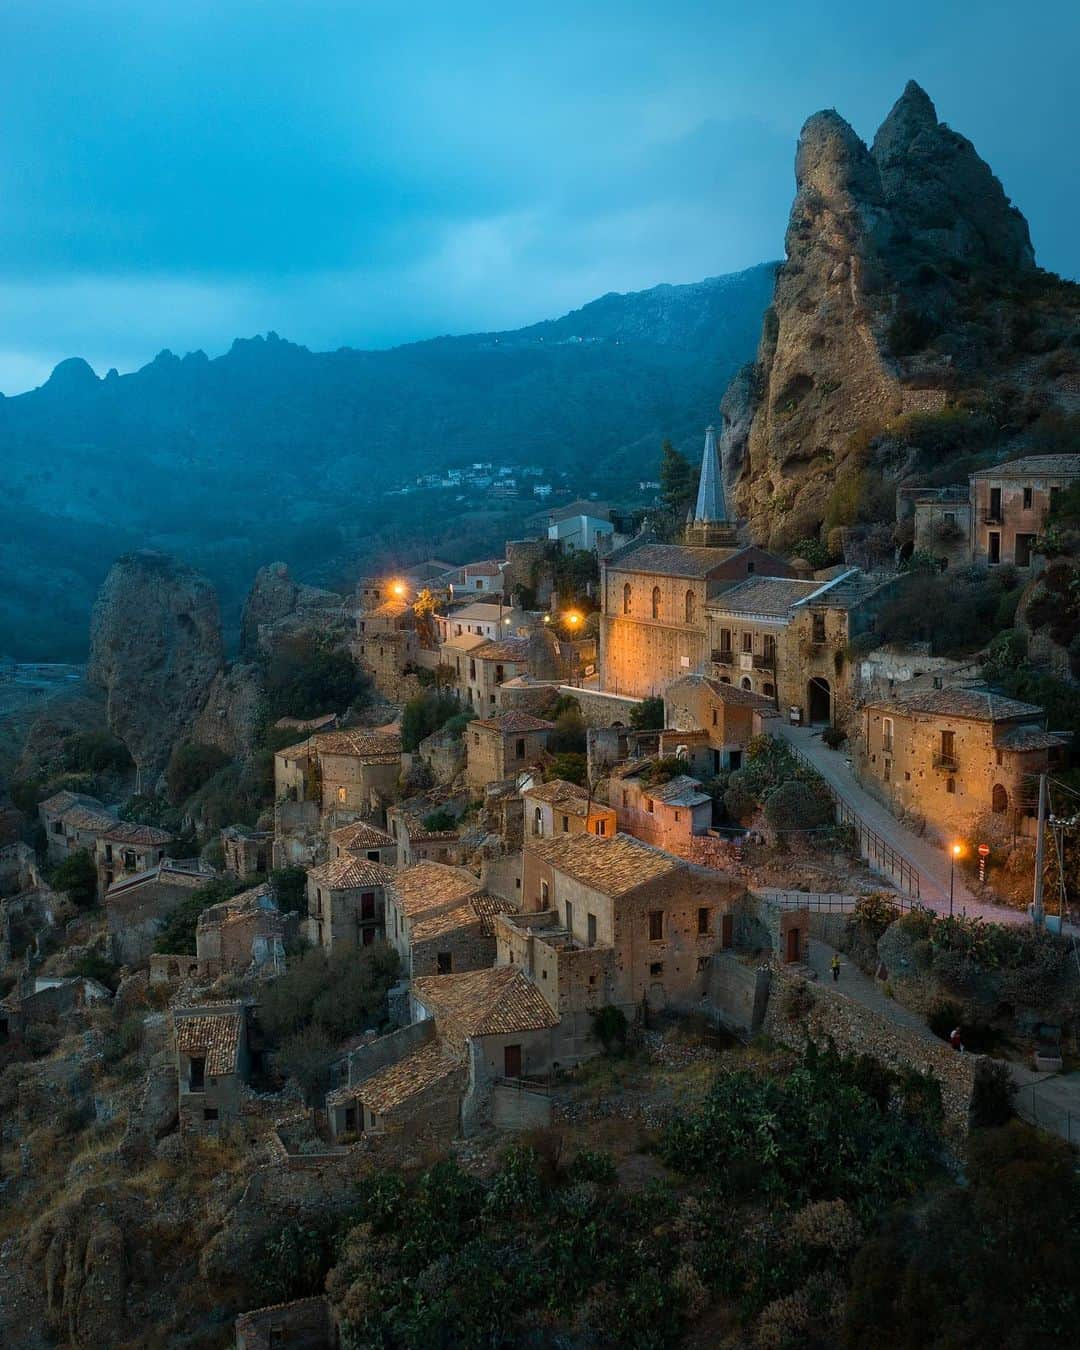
[674,809,681,822]
[565,901,574,935]
[685,589,696,624]
[946,777,956,794]
[623,582,632,615]
[992,784,1008,813]
[515,738,526,758]
[648,910,664,941]
[1023,486,1033,509]
[740,677,752,691]
[718,628,732,655]
[652,586,661,620]
[746,560,756,574]
[762,634,776,662]
[812,613,826,644]
[367,850,380,861]
[943,511,956,526]
[473,733,480,746]
[541,879,549,906]
[742,631,753,653]
[882,717,893,754]
[697,907,710,935]
[437,952,452,973]
[533,805,544,836]
[697,956,710,972]
[337,786,347,803]
[996,750,1003,767]
[104,843,113,863]
[587,913,597,946]
[988,532,1001,564]
[649,961,664,976]
[504,1044,522,1078]
[203,1108,218,1122]
[712,708,718,726]
[52,821,64,834]
[495,664,504,683]
[361,892,376,920]
[469,660,477,680]
[561,814,570,832]
[763,682,775,696]
[645,797,654,814]
[940,729,955,762]
[594,818,607,836]
[189,1056,206,1092]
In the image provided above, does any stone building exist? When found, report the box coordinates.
[39,790,117,864]
[899,484,972,569]
[969,454,1080,568]
[106,858,216,964]
[435,601,518,644]
[174,1002,251,1134]
[328,819,397,865]
[195,883,290,977]
[385,807,460,866]
[273,729,401,823]
[0,974,111,1043]
[705,568,902,725]
[306,856,395,949]
[857,687,1069,841]
[437,559,507,598]
[521,778,616,841]
[609,765,714,857]
[513,831,743,1049]
[407,892,514,978]
[598,540,794,698]
[663,673,776,774]
[442,633,532,712]
[465,712,553,791]
[384,861,485,976]
[221,824,272,879]
[95,821,173,896]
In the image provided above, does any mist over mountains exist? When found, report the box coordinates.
[0,263,775,661]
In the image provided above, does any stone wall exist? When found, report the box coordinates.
[707,952,770,1034]
[762,963,980,1137]
[235,1296,338,1350]
[492,1080,553,1130]
[563,686,643,727]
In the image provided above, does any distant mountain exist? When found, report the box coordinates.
[0,263,777,659]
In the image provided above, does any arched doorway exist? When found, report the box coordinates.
[740,676,753,691]
[807,677,831,725]
[992,784,1008,813]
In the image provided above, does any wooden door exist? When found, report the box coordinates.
[503,1044,522,1079]
[785,927,800,963]
[720,913,733,949]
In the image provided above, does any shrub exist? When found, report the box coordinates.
[789,537,834,569]
[590,1005,629,1055]
[273,1024,336,1102]
[969,1059,1016,1129]
[422,809,455,832]
[927,998,966,1042]
[259,943,400,1046]
[400,690,466,751]
[64,951,120,991]
[763,780,833,832]
[546,753,587,786]
[153,878,244,954]
[261,633,370,724]
[50,849,98,908]
[62,731,133,776]
[567,1149,617,1186]
[271,866,307,910]
[629,696,664,731]
[165,741,232,804]
[821,724,846,749]
[548,706,587,754]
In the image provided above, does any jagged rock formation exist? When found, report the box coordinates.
[239,561,345,656]
[189,662,264,759]
[725,81,1076,549]
[87,552,224,781]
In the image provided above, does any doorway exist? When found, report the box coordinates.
[807,677,831,725]
[785,927,801,963]
[503,1044,522,1079]
[1015,534,1035,567]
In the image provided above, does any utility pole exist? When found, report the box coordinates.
[1032,772,1048,930]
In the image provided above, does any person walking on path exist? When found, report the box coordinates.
[950,1026,964,1053]
[830,954,841,983]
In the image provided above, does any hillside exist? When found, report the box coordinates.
[723,82,1080,553]
[0,265,776,660]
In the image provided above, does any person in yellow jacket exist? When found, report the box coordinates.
[830,953,841,983]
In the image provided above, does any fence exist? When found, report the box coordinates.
[781,740,922,900]
[761,890,916,914]
[1014,1082,1080,1146]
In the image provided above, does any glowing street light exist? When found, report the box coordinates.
[390,580,407,598]
[564,610,582,629]
[949,842,963,917]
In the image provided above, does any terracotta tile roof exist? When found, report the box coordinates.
[331,1039,465,1114]
[198,883,277,927]
[526,831,680,896]
[473,637,531,662]
[870,687,1048,722]
[285,729,402,761]
[330,820,396,852]
[604,541,741,578]
[523,778,591,813]
[440,632,490,653]
[995,726,1070,751]
[410,892,514,942]
[367,598,412,619]
[471,711,554,735]
[970,455,1080,479]
[648,775,713,808]
[39,790,104,815]
[61,804,119,832]
[412,966,559,1036]
[175,1009,242,1075]
[100,821,174,846]
[273,713,338,732]
[707,576,822,618]
[669,673,775,708]
[388,862,481,917]
[308,857,395,890]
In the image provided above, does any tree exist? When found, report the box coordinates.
[659,440,696,514]
[165,741,232,804]
[401,690,466,751]
[154,878,243,954]
[271,866,307,911]
[262,633,371,724]
[548,706,587,754]
[630,696,664,731]
[763,780,833,833]
[51,849,98,908]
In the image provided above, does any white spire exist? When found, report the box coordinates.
[692,425,727,524]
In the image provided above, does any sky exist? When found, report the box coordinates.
[0,0,1076,394]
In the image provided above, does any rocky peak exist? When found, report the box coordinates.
[88,551,224,782]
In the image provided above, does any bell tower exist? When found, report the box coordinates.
[684,425,739,548]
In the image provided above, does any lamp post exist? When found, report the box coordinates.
[949,843,962,917]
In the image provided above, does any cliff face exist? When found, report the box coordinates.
[726,81,1073,550]
[87,552,224,781]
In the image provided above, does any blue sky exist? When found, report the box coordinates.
[0,0,1076,393]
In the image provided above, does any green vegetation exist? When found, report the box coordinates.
[871,564,1023,655]
[629,695,664,730]
[659,438,697,514]
[421,809,455,833]
[545,752,587,786]
[547,703,587,754]
[270,865,307,911]
[723,735,833,831]
[164,742,232,804]
[400,690,468,751]
[153,878,245,955]
[60,731,133,776]
[63,951,120,991]
[260,632,371,725]
[49,849,99,909]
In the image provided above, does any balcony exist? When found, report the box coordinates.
[932,753,958,771]
[711,648,734,665]
[982,511,1003,525]
[753,654,775,670]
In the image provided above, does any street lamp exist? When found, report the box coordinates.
[949,843,962,917]
[391,580,406,598]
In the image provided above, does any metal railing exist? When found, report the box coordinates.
[711,648,734,665]
[782,739,921,899]
[1015,1083,1079,1145]
[764,890,914,914]
[932,753,958,771]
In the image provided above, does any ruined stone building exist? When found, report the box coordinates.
[39,790,117,864]
[663,673,776,774]
[106,858,215,964]
[857,687,1069,842]
[969,455,1080,568]
[273,729,401,823]
[306,856,395,949]
[465,712,553,791]
[328,819,397,865]
[386,807,460,867]
[174,1002,250,1134]
[194,883,292,977]
[521,778,616,841]
[608,764,714,857]
[95,820,173,895]
[221,824,272,879]
[383,861,488,976]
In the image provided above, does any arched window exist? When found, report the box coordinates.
[622,582,632,615]
[651,586,661,620]
[740,677,752,691]
[763,682,775,697]
[992,784,1008,813]
[685,589,695,625]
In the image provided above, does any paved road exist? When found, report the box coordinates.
[776,722,1037,926]
[802,937,937,1041]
